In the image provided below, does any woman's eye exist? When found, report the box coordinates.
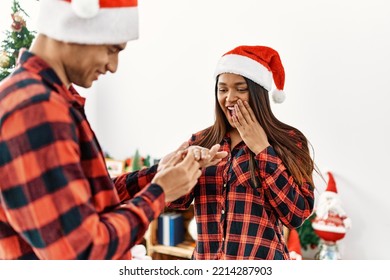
[108,48,117,54]
[237,88,248,92]
[218,88,227,93]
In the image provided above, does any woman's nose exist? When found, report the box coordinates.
[226,92,237,102]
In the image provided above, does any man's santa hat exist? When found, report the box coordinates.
[287,228,302,260]
[37,0,138,44]
[312,172,351,242]
[214,45,286,103]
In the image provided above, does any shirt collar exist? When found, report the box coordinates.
[223,132,232,144]
[18,50,86,109]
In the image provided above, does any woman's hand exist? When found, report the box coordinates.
[186,144,228,168]
[232,99,270,154]
[158,142,228,172]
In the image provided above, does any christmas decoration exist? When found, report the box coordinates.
[143,155,151,169]
[312,172,351,259]
[287,228,302,260]
[124,157,133,173]
[105,148,151,174]
[296,213,320,251]
[131,149,142,171]
[0,0,36,81]
[123,149,151,172]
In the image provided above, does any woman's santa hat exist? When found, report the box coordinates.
[37,0,138,44]
[287,228,302,260]
[214,45,286,103]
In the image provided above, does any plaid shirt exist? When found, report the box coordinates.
[168,131,315,260]
[0,51,164,259]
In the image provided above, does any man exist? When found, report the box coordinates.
[0,0,226,259]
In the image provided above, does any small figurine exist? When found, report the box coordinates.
[312,172,351,259]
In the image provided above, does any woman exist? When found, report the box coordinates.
[167,45,316,260]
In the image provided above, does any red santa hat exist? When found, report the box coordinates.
[287,228,302,260]
[214,45,286,103]
[37,0,138,44]
[321,171,339,201]
[326,171,337,193]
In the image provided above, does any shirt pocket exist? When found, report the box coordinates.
[229,173,265,205]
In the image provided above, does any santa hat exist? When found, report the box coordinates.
[326,172,337,193]
[214,45,286,103]
[37,0,138,44]
[321,171,338,200]
[287,228,302,260]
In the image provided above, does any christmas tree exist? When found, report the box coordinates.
[131,149,142,171]
[0,0,36,81]
[143,155,151,168]
[130,149,151,171]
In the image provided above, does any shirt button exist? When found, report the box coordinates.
[222,237,225,241]
[221,209,225,215]
[223,183,226,188]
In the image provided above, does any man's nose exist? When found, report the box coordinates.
[106,55,119,73]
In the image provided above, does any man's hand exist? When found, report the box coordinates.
[154,142,228,202]
[157,141,189,172]
[152,151,201,202]
[158,142,228,171]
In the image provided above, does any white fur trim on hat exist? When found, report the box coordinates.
[71,0,100,19]
[272,89,286,103]
[214,54,273,91]
[37,0,138,44]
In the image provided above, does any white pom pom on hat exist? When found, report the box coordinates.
[214,45,287,104]
[71,0,100,19]
[271,89,286,104]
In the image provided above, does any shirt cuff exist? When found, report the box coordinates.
[135,183,165,220]
[255,145,285,177]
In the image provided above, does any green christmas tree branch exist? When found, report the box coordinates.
[296,213,320,250]
[0,0,36,81]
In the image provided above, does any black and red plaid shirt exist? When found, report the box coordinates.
[0,51,164,259]
[168,131,315,260]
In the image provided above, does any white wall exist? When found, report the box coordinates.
[1,0,389,260]
[96,0,390,260]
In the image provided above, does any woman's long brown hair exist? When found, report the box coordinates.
[192,76,316,188]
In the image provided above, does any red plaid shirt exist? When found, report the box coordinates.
[168,131,314,260]
[0,51,164,259]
